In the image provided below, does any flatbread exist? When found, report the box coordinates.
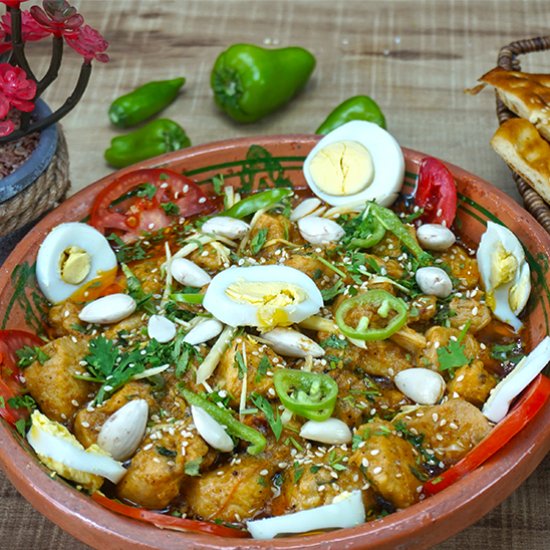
[480,67,550,141]
[491,117,550,205]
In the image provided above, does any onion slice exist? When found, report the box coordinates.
[483,336,550,422]
[246,490,365,539]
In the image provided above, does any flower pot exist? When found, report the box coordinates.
[0,99,70,237]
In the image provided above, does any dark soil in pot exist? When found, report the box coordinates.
[0,110,39,179]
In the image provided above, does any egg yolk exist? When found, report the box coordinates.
[59,246,91,285]
[490,243,518,288]
[225,281,307,329]
[309,140,374,196]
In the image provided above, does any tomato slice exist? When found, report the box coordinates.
[90,168,217,241]
[423,374,550,496]
[0,329,44,425]
[91,493,250,538]
[414,157,457,227]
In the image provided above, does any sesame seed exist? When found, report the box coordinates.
[260,469,269,476]
[361,458,369,468]
[370,449,380,456]
[81,421,90,428]
[372,466,383,475]
[456,375,465,382]
[435,434,444,441]
[449,422,459,430]
[432,413,439,423]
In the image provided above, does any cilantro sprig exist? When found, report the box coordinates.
[250,393,282,440]
[436,322,471,376]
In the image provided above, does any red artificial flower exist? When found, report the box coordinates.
[30,0,83,38]
[65,24,109,63]
[0,1,29,9]
[0,63,36,118]
[0,118,14,137]
[1,10,50,42]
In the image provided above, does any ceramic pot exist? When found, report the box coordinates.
[0,136,549,549]
[0,99,58,202]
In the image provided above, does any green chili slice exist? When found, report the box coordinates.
[170,293,205,304]
[224,188,293,219]
[370,203,433,266]
[335,289,408,341]
[179,386,266,455]
[273,369,338,421]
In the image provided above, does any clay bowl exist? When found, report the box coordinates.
[0,135,549,550]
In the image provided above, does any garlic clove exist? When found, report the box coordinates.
[290,198,322,221]
[97,399,149,461]
[297,216,345,245]
[417,224,456,251]
[191,405,235,452]
[183,318,224,346]
[262,327,325,358]
[394,368,446,405]
[300,418,352,444]
[79,293,136,325]
[170,258,211,287]
[201,216,250,240]
[148,315,177,343]
[415,266,453,298]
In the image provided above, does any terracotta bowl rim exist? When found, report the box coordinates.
[0,133,549,550]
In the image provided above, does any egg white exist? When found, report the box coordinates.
[202,265,323,329]
[36,222,117,304]
[303,120,405,207]
[477,221,531,331]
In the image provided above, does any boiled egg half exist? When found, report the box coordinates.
[477,221,531,331]
[303,120,405,207]
[36,222,117,304]
[203,265,323,330]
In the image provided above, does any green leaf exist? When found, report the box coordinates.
[212,174,224,196]
[255,354,271,383]
[161,202,180,216]
[436,323,471,376]
[136,182,157,199]
[320,334,348,350]
[320,280,345,302]
[250,393,282,440]
[121,263,156,315]
[249,228,268,255]
[16,345,49,368]
[184,457,203,476]
[235,351,247,380]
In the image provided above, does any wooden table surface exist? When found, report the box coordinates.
[1,1,549,548]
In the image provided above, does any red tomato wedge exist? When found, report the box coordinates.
[414,157,457,227]
[0,329,43,425]
[90,168,217,241]
[91,493,250,538]
[423,374,550,496]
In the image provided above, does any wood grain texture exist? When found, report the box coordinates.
[1,0,549,548]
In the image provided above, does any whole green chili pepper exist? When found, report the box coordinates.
[316,95,387,134]
[224,187,293,219]
[104,119,191,168]
[109,77,186,128]
[179,386,267,455]
[370,203,433,266]
[211,44,316,123]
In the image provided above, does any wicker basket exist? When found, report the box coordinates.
[0,126,70,237]
[496,36,550,233]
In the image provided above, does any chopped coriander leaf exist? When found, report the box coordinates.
[249,228,268,255]
[137,182,157,199]
[235,351,247,380]
[107,234,150,263]
[250,393,282,440]
[7,394,37,414]
[320,334,348,350]
[436,323,471,376]
[491,343,524,366]
[320,279,345,302]
[293,461,304,482]
[310,464,322,474]
[83,336,146,404]
[351,433,364,450]
[15,418,27,437]
[156,446,177,458]
[255,354,271,383]
[161,202,180,216]
[184,457,203,476]
[212,174,224,196]
[257,475,267,487]
[121,263,156,314]
[16,345,49,367]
